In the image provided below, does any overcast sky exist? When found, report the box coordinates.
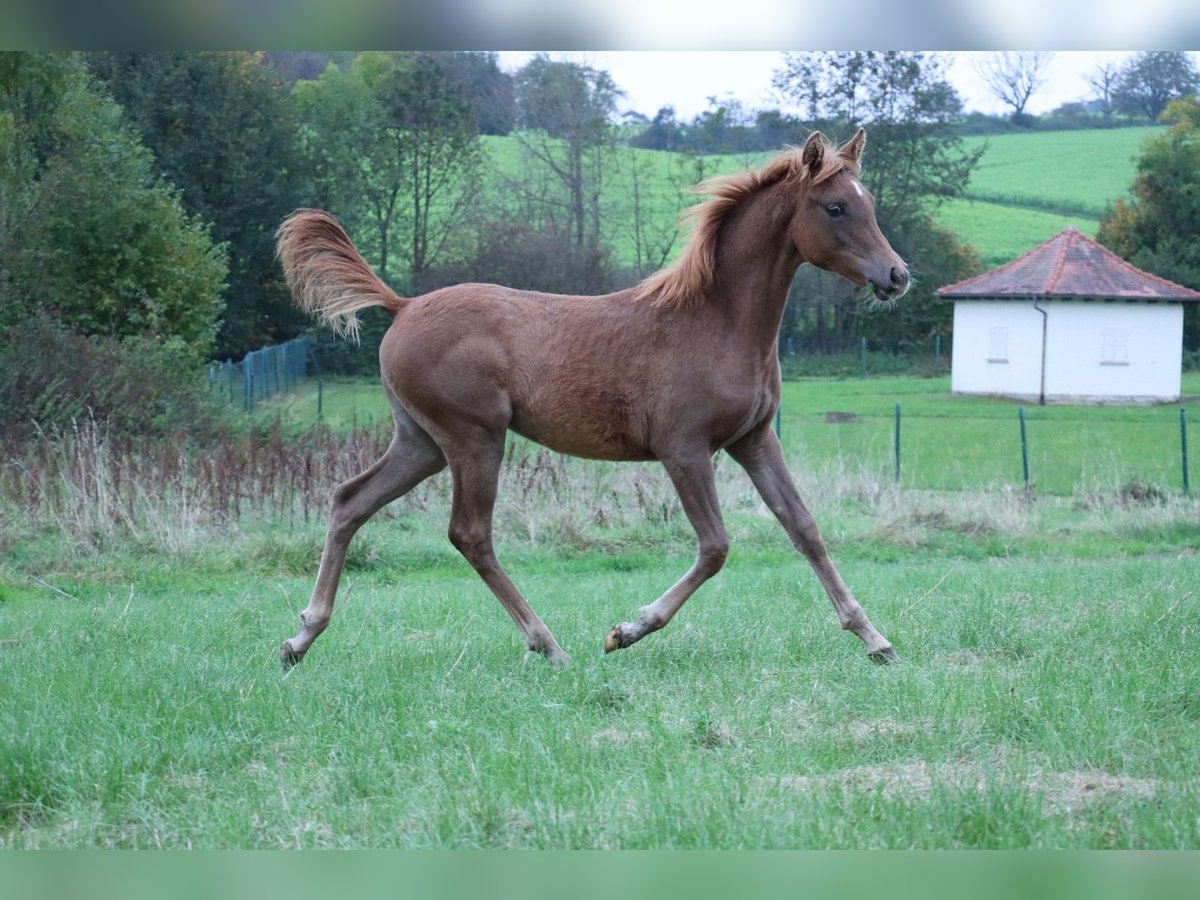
[495,50,1178,120]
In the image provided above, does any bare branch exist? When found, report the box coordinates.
[975,51,1056,120]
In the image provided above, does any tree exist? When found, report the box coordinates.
[629,105,683,151]
[975,51,1055,124]
[513,55,622,263]
[1098,97,1200,349]
[0,53,226,355]
[625,148,709,276]
[85,51,309,358]
[1084,57,1122,120]
[432,51,516,136]
[295,52,485,296]
[1113,51,1200,119]
[773,51,983,351]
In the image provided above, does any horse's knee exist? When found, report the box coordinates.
[700,538,729,575]
[448,523,496,573]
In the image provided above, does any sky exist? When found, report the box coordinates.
[495,50,1177,121]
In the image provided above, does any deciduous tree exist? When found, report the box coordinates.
[1113,51,1200,120]
[513,55,621,271]
[0,53,226,355]
[295,52,484,295]
[1098,97,1200,349]
[974,51,1055,124]
[773,51,982,351]
[85,51,308,358]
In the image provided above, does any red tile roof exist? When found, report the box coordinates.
[938,226,1200,301]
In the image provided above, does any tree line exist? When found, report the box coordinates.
[1,50,1197,405]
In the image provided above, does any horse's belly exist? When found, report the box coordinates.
[509,408,655,462]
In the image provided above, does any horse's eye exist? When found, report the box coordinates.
[825,203,844,218]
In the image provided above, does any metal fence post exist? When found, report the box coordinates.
[1182,408,1191,497]
[894,402,901,486]
[1019,406,1030,490]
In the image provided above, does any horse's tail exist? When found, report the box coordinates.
[275,209,404,343]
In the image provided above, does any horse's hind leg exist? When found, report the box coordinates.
[443,433,570,667]
[280,408,446,669]
[727,422,897,663]
[605,452,729,652]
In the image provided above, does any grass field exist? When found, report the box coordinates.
[936,127,1158,269]
[2,375,1199,848]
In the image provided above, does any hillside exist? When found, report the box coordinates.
[480,126,1160,278]
[936,127,1159,268]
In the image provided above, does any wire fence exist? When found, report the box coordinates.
[780,397,1195,498]
[207,334,314,411]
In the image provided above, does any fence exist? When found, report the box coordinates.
[207,334,314,411]
[777,389,1196,498]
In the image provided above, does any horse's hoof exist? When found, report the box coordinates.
[279,641,304,670]
[547,649,572,669]
[604,627,623,653]
[868,646,900,665]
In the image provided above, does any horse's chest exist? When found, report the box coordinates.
[709,381,779,448]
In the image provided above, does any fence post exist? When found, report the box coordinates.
[1019,406,1030,490]
[307,339,324,422]
[1182,408,1191,497]
[894,402,901,486]
[243,355,253,411]
[935,335,941,364]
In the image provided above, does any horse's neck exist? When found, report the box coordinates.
[710,181,802,353]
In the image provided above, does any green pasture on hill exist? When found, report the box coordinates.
[957,128,1157,219]
[936,127,1159,269]
[481,126,1158,274]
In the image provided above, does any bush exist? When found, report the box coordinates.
[0,314,229,443]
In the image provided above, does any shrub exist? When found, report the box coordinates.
[0,314,228,443]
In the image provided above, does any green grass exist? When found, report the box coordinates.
[934,199,1101,269]
[780,374,1200,497]
[934,127,1159,269]
[957,128,1157,219]
[5,371,1200,847]
[3,474,1198,847]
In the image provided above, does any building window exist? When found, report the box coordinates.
[1101,328,1129,365]
[987,326,1009,363]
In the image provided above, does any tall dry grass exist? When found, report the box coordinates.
[3,417,1196,560]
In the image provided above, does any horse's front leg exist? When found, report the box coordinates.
[605,452,729,652]
[726,421,898,663]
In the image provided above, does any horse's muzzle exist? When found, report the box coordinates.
[871,265,910,302]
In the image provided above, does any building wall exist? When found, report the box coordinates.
[951,301,1045,400]
[951,300,1184,403]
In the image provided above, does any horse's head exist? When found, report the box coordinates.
[792,129,910,303]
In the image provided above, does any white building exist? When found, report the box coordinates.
[938,227,1200,404]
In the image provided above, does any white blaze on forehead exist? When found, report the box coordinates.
[851,179,864,198]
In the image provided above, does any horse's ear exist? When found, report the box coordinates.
[801,132,825,176]
[839,128,866,163]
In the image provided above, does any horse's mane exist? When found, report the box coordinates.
[636,139,858,309]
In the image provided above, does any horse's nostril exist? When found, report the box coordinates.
[890,266,909,289]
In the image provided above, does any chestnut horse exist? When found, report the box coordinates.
[276,129,909,669]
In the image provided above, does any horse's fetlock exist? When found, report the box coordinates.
[636,607,664,630]
[840,609,868,632]
[300,610,329,632]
